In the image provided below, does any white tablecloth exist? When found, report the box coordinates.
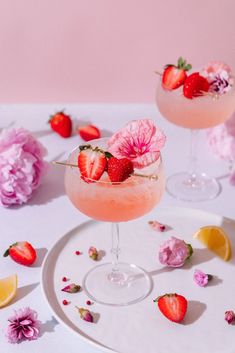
[0,104,234,353]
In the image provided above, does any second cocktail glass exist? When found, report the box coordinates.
[156,63,235,202]
[65,137,165,306]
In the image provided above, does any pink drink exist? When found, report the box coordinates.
[156,81,235,129]
[65,141,165,222]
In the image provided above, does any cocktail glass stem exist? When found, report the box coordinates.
[107,223,126,285]
[188,129,198,177]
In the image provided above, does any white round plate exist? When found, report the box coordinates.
[41,207,235,353]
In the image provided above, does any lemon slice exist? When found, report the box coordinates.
[194,226,232,261]
[0,274,18,308]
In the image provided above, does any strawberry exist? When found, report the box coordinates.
[49,111,72,138]
[3,241,37,266]
[77,125,101,141]
[183,72,209,99]
[162,57,192,90]
[107,157,134,183]
[154,293,187,323]
[78,145,107,182]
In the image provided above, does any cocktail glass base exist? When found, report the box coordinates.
[166,171,221,202]
[82,262,152,306]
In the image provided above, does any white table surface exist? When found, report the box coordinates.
[0,104,234,353]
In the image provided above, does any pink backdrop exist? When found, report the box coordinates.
[0,0,234,103]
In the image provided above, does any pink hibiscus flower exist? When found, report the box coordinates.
[107,119,166,169]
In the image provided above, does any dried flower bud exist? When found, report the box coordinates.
[88,246,98,260]
[61,283,81,293]
[225,310,235,324]
[149,220,166,232]
[76,307,93,322]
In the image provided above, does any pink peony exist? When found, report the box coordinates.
[0,128,48,207]
[6,307,41,343]
[159,236,193,268]
[107,119,166,169]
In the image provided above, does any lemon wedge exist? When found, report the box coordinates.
[194,226,232,261]
[0,274,18,308]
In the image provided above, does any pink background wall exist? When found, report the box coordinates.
[0,0,234,103]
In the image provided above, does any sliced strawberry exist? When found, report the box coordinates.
[183,72,210,99]
[3,241,37,266]
[107,157,134,183]
[162,57,192,90]
[78,145,107,182]
[78,125,101,141]
[154,293,187,323]
[49,111,72,138]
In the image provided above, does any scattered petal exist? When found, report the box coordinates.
[149,220,166,232]
[193,269,212,287]
[225,310,235,324]
[61,283,81,293]
[88,246,98,261]
[76,307,93,322]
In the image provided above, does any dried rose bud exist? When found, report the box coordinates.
[149,221,166,232]
[76,307,93,322]
[88,246,98,260]
[225,310,235,324]
[61,283,81,293]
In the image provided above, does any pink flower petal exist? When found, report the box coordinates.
[107,119,166,169]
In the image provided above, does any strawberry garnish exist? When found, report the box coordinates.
[162,57,192,90]
[183,72,209,99]
[3,241,37,266]
[107,157,134,183]
[154,293,187,323]
[78,125,101,141]
[49,111,72,138]
[78,145,107,182]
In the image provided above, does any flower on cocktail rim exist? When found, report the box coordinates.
[0,128,48,207]
[159,236,193,268]
[107,119,166,169]
[193,269,213,287]
[201,61,234,94]
[225,310,235,325]
[6,307,41,343]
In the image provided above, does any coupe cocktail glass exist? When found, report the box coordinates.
[156,79,235,201]
[65,138,165,306]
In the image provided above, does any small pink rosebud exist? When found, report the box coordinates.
[76,307,93,322]
[193,269,213,287]
[149,220,166,232]
[88,246,98,260]
[61,283,81,293]
[225,310,235,324]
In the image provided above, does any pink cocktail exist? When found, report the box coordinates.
[156,84,235,129]
[65,135,165,306]
[156,59,235,202]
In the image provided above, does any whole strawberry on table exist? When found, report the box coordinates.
[49,111,72,138]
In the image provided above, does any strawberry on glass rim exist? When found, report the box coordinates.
[162,57,192,90]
